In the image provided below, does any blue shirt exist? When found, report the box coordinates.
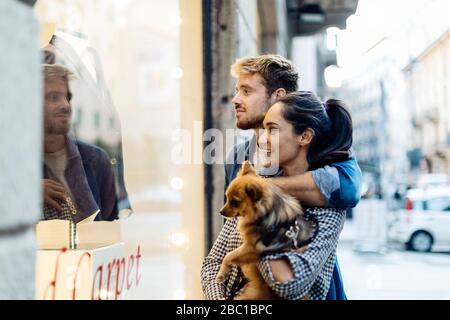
[311,158,362,209]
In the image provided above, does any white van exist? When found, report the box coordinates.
[388,186,450,252]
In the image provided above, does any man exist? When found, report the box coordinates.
[201,55,361,299]
[42,64,118,223]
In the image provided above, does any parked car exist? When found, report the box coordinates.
[388,186,450,252]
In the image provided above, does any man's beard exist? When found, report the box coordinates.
[45,122,70,135]
[236,115,264,130]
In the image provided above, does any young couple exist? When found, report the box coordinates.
[201,55,362,300]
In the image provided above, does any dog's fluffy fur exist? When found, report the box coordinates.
[216,161,314,300]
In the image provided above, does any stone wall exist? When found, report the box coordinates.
[0,0,40,299]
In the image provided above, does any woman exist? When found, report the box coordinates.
[253,91,353,300]
[202,91,353,300]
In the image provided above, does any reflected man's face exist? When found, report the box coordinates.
[44,78,72,135]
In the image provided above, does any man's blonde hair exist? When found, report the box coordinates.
[230,54,298,94]
[43,64,75,83]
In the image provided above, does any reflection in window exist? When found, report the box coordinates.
[94,111,100,129]
[73,108,82,131]
[35,0,194,299]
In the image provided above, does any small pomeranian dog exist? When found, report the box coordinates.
[216,161,316,300]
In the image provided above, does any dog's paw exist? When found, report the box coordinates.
[216,273,226,283]
[216,264,230,283]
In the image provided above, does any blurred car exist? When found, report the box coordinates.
[388,186,450,252]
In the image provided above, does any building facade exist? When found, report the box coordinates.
[404,31,450,175]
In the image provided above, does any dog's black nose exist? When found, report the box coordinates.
[219,206,227,216]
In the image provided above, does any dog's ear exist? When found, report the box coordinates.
[245,182,263,202]
[238,160,257,177]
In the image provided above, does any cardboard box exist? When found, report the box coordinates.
[35,220,140,300]
[35,242,137,300]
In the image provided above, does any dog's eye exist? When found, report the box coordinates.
[230,199,239,207]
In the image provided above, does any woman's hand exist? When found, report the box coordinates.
[268,257,294,283]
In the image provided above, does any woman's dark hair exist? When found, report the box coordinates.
[277,91,353,170]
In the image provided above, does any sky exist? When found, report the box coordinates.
[336,0,450,80]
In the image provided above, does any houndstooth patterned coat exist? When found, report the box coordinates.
[201,207,346,300]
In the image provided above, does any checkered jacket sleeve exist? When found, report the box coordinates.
[258,208,346,300]
[201,217,238,300]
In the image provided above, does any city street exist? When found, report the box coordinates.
[3,0,450,301]
[338,221,450,300]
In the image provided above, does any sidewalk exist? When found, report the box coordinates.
[340,218,356,244]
